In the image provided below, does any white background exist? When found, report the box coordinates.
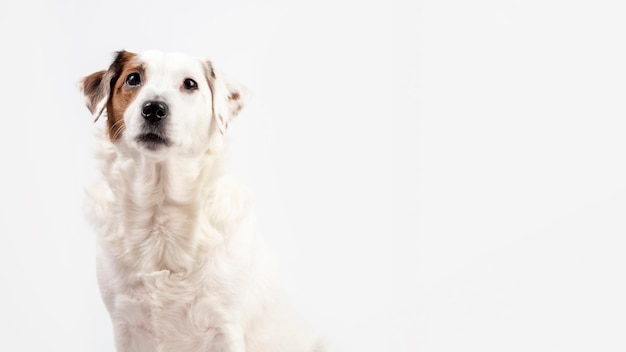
[0,0,625,351]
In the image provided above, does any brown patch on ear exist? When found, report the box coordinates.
[203,60,247,141]
[104,51,142,141]
[229,90,244,115]
[228,92,240,101]
[82,70,106,114]
[205,60,216,80]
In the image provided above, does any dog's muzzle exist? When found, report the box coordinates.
[137,100,171,150]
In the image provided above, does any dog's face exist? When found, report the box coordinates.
[81,50,246,158]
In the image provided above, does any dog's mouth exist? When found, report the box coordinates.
[136,133,170,150]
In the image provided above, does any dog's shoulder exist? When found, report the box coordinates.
[203,175,255,235]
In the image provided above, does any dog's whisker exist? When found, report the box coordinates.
[112,125,125,140]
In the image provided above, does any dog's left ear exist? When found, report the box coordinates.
[205,61,249,147]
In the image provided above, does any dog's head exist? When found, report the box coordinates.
[81,50,247,157]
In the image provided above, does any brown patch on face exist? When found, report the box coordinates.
[81,51,144,141]
[105,51,144,141]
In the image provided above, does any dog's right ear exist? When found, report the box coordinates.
[81,70,109,122]
[80,51,133,122]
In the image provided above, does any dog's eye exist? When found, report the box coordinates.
[126,73,141,87]
[183,78,198,91]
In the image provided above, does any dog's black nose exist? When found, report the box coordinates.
[141,101,168,124]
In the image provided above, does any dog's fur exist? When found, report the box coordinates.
[81,50,324,352]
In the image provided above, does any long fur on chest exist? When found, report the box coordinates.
[87,140,261,349]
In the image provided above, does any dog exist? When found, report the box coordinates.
[80,50,326,352]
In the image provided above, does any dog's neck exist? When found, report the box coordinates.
[100,144,227,273]
[120,152,223,207]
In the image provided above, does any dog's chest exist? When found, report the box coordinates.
[131,214,200,273]
[108,193,218,273]
[110,247,241,351]
[91,164,257,350]
[104,210,241,349]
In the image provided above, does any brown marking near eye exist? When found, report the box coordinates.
[105,51,143,142]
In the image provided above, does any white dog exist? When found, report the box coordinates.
[81,50,326,352]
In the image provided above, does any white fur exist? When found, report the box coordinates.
[82,51,325,352]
